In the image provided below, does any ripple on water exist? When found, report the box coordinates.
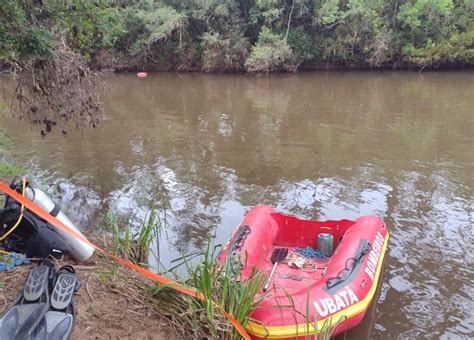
[2,72,473,339]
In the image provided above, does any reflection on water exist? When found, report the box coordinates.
[1,71,473,338]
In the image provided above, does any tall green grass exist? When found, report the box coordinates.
[102,206,164,266]
[165,239,349,339]
[149,241,267,339]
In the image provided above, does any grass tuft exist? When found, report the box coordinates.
[102,207,164,266]
[150,241,266,339]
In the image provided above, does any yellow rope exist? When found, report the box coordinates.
[0,177,26,241]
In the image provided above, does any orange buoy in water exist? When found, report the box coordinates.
[137,72,148,78]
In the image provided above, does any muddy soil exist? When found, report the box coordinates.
[0,256,168,340]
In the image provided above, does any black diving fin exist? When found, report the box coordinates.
[31,265,80,340]
[0,260,54,340]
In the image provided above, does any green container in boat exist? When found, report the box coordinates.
[317,233,334,256]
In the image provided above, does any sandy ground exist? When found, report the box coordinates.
[0,256,169,339]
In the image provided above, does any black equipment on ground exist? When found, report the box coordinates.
[0,178,69,258]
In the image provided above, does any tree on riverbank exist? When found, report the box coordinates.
[0,1,103,135]
[1,0,473,74]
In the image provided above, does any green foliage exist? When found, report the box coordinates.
[395,0,473,66]
[245,27,296,72]
[202,31,249,72]
[397,0,454,33]
[17,28,53,60]
[287,26,313,62]
[0,0,472,70]
[0,163,23,176]
[112,4,187,64]
[0,1,54,60]
[401,27,474,66]
[136,6,186,46]
[251,0,284,26]
[201,2,250,72]
[317,0,342,25]
[314,0,388,66]
[48,1,126,60]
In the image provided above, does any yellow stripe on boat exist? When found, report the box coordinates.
[246,232,389,338]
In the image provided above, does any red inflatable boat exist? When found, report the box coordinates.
[219,205,389,339]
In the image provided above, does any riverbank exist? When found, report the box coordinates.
[0,235,169,339]
[99,62,474,73]
[88,49,473,73]
[1,58,472,74]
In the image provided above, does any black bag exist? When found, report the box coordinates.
[0,183,70,258]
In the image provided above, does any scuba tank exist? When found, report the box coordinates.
[1,178,94,261]
[24,186,94,261]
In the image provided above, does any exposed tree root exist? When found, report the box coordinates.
[11,47,103,136]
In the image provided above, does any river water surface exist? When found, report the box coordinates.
[1,72,473,339]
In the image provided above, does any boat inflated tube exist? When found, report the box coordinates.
[25,186,94,261]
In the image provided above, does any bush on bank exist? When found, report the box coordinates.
[245,27,296,72]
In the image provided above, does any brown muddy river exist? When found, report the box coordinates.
[1,71,473,338]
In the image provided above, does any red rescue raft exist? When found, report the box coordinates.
[219,205,389,339]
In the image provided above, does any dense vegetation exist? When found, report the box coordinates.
[1,0,473,73]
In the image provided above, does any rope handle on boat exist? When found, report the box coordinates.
[326,241,372,288]
[228,225,251,275]
[0,181,251,340]
[229,225,251,255]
